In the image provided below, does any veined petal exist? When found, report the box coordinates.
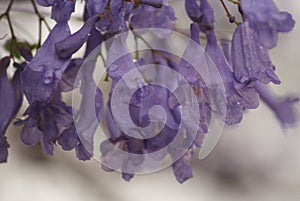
[240,0,295,48]
[55,15,99,59]
[231,21,280,84]
[256,83,299,126]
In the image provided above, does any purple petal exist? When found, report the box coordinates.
[231,21,280,84]
[41,136,54,155]
[85,0,109,17]
[20,118,42,146]
[0,136,9,162]
[122,173,134,182]
[185,0,201,22]
[198,0,214,32]
[36,0,56,7]
[0,58,16,135]
[12,66,24,117]
[205,30,259,124]
[240,0,295,48]
[256,83,299,126]
[51,0,75,23]
[75,142,93,160]
[140,0,163,8]
[55,15,99,59]
[0,57,20,161]
[172,149,193,183]
[130,4,176,37]
[20,46,33,61]
[28,22,70,72]
[84,26,103,58]
[21,66,59,103]
[58,125,79,151]
[59,58,83,92]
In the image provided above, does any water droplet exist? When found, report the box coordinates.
[108,64,119,73]
[43,69,54,84]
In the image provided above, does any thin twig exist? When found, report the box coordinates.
[0,0,15,20]
[30,0,51,31]
[0,34,8,40]
[220,0,240,25]
[227,0,240,5]
[134,35,139,60]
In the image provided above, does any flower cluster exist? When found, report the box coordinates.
[0,0,298,183]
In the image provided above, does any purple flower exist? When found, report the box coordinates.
[23,22,71,103]
[205,30,259,125]
[55,15,99,59]
[0,135,9,163]
[51,0,75,23]
[130,2,176,37]
[0,57,24,163]
[172,149,193,183]
[12,63,25,116]
[185,0,201,22]
[19,97,73,155]
[231,21,280,85]
[27,22,71,72]
[58,123,92,160]
[70,47,104,160]
[127,56,180,132]
[240,0,295,49]
[106,36,137,87]
[139,0,163,8]
[256,83,299,126]
[174,23,210,132]
[58,65,103,160]
[0,57,15,162]
[85,0,109,17]
[59,58,83,92]
[36,0,56,7]
[84,25,103,58]
[129,85,180,152]
[198,0,214,32]
[100,135,145,181]
[95,0,132,37]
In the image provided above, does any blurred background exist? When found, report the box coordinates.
[0,0,300,201]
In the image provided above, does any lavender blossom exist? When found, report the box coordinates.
[18,97,73,155]
[36,0,56,7]
[139,0,163,8]
[0,57,14,162]
[205,29,259,125]
[0,57,25,162]
[58,123,92,160]
[22,22,70,103]
[85,0,109,17]
[95,0,132,37]
[172,149,193,183]
[198,0,214,32]
[174,23,210,136]
[256,83,299,126]
[51,0,75,23]
[130,2,176,37]
[231,21,280,85]
[185,0,201,22]
[240,0,295,49]
[59,58,83,92]
[0,0,297,184]
[55,15,99,59]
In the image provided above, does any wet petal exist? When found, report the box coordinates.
[231,21,280,84]
[55,15,99,59]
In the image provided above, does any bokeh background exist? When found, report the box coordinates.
[0,0,300,201]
